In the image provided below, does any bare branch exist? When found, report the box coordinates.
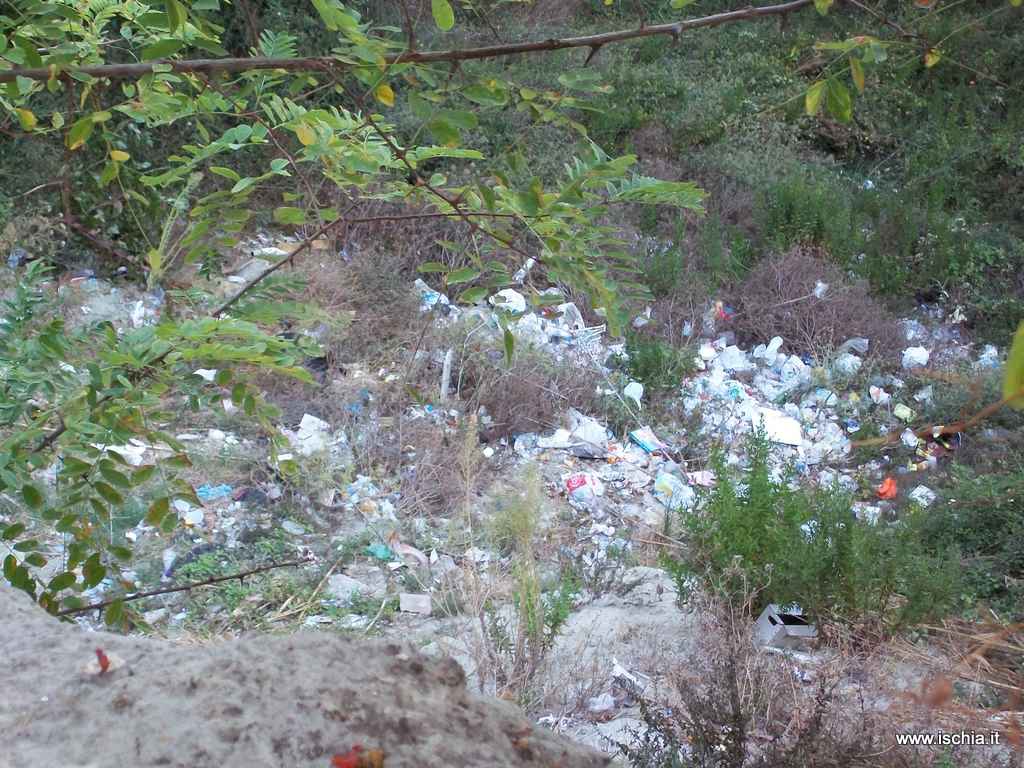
[0,0,813,83]
[55,557,311,617]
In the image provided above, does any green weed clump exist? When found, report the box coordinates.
[670,430,960,630]
[922,463,1024,621]
[624,332,697,395]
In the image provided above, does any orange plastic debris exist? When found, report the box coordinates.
[877,476,898,500]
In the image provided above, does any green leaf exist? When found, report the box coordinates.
[21,483,44,510]
[417,262,449,273]
[1003,322,1024,409]
[89,498,109,521]
[670,0,695,7]
[82,554,106,588]
[210,166,241,182]
[432,0,455,30]
[24,553,46,568]
[99,460,132,488]
[2,522,26,540]
[805,80,826,116]
[814,0,833,13]
[65,116,95,151]
[145,497,170,526]
[48,571,77,591]
[458,286,489,303]
[13,540,39,552]
[165,0,187,32]
[503,327,515,365]
[273,206,307,225]
[94,481,125,506]
[426,119,460,147]
[850,57,865,94]
[826,79,853,123]
[105,599,125,627]
[446,267,480,285]
[141,38,184,61]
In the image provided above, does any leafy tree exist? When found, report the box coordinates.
[0,0,1019,617]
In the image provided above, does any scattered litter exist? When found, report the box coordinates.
[877,476,898,500]
[587,693,616,714]
[717,345,754,373]
[653,472,695,511]
[686,470,715,487]
[900,429,920,449]
[913,386,933,404]
[196,483,232,503]
[628,426,667,454]
[869,386,891,405]
[281,520,305,536]
[977,344,1000,369]
[565,472,605,512]
[755,408,803,446]
[489,288,527,315]
[7,247,27,269]
[908,485,936,507]
[161,548,177,580]
[893,403,915,422]
[832,353,862,377]
[902,346,930,369]
[288,413,336,456]
[754,604,817,650]
[623,381,644,409]
[365,543,394,561]
[193,368,217,382]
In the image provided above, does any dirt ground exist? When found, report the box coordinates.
[0,585,609,768]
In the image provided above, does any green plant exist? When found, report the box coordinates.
[624,332,697,394]
[672,430,960,629]
[476,465,578,707]
[922,463,1024,620]
[0,261,311,616]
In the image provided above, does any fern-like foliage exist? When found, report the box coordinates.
[255,29,299,58]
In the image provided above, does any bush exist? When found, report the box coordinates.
[922,463,1024,620]
[457,337,600,440]
[624,332,698,395]
[730,245,903,362]
[671,430,960,631]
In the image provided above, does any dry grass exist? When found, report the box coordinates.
[616,579,1020,767]
[455,339,601,441]
[730,245,904,362]
[891,618,1024,750]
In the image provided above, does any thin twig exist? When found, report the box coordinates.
[851,385,1024,449]
[55,557,310,616]
[0,0,814,83]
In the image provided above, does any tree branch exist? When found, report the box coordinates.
[55,557,311,617]
[0,0,813,83]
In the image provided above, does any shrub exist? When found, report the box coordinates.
[921,463,1024,620]
[671,430,960,630]
[623,332,698,395]
[730,245,903,362]
[616,595,993,768]
[456,337,600,440]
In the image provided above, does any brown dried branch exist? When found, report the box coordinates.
[55,557,311,617]
[0,0,813,83]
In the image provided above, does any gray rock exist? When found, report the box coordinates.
[327,573,370,604]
